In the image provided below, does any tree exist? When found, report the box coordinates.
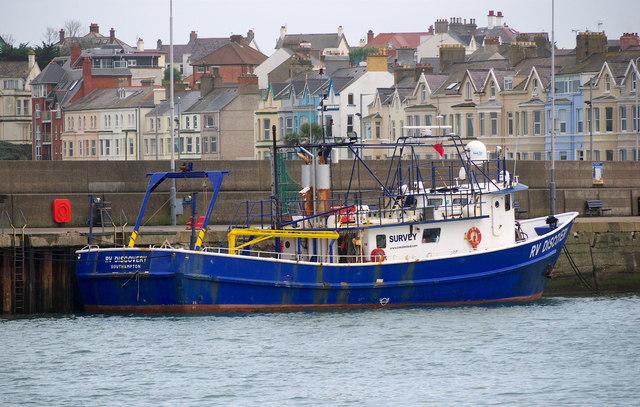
[34,42,59,68]
[162,68,183,87]
[0,43,31,62]
[0,34,15,46]
[64,20,83,38]
[348,47,379,66]
[42,27,59,45]
[0,141,31,160]
[299,122,323,142]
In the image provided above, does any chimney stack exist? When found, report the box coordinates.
[434,19,449,34]
[280,26,287,39]
[246,29,255,44]
[367,30,374,44]
[82,57,93,95]
[137,38,144,51]
[337,26,344,37]
[576,32,607,61]
[487,10,496,29]
[59,28,65,44]
[238,74,259,94]
[230,34,243,44]
[28,50,36,69]
[190,31,197,42]
[620,33,640,50]
[89,23,99,34]
[157,39,163,49]
[71,42,82,66]
[110,28,115,43]
[496,11,504,27]
[439,44,465,71]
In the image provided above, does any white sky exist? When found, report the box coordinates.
[4,0,639,53]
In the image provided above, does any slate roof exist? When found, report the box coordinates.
[66,86,155,111]
[187,88,238,113]
[31,58,67,84]
[192,41,267,66]
[276,33,344,52]
[159,38,230,64]
[0,61,31,78]
[366,32,430,49]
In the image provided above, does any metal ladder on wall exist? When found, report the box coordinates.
[10,211,28,314]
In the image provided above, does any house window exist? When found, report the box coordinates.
[193,115,198,129]
[507,112,514,135]
[522,111,528,135]
[606,150,614,161]
[490,112,498,136]
[348,93,354,105]
[186,137,193,153]
[534,110,542,135]
[504,77,513,90]
[263,118,271,140]
[490,82,496,99]
[375,121,381,139]
[560,151,567,160]
[479,113,485,136]
[594,108,600,132]
[3,79,19,89]
[347,115,354,136]
[604,75,611,92]
[197,66,205,73]
[185,116,190,129]
[211,136,218,153]
[35,104,41,119]
[91,140,96,156]
[532,79,539,97]
[466,83,472,100]
[577,109,584,133]
[620,107,627,131]
[203,136,209,154]
[558,109,567,133]
[206,115,216,128]
[466,113,474,137]
[605,107,613,132]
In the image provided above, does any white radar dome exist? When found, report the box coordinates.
[465,140,488,162]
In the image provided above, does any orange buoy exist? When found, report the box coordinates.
[371,248,387,262]
[466,227,482,249]
[53,199,72,223]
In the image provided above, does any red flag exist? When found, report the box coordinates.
[433,143,444,157]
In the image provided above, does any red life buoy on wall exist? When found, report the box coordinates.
[53,199,72,223]
[371,248,387,262]
[466,227,482,249]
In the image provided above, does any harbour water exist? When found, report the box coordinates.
[1,295,639,406]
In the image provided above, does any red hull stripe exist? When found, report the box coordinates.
[84,292,544,314]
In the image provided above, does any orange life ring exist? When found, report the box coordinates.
[466,227,482,248]
[371,248,387,262]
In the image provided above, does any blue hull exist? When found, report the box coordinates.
[75,217,575,313]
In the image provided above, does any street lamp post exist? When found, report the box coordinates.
[169,0,177,225]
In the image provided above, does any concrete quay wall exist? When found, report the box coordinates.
[1,160,640,227]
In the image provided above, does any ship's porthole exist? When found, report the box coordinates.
[494,201,500,208]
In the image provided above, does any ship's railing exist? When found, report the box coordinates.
[200,245,460,264]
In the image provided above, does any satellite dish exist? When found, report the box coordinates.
[458,166,466,180]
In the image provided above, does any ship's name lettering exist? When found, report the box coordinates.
[105,255,148,263]
[389,233,418,243]
[529,229,568,258]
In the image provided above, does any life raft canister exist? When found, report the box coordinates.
[466,227,482,249]
[370,248,387,262]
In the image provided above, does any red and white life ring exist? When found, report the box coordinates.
[466,227,482,249]
[371,248,387,262]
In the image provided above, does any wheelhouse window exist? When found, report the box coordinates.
[421,228,441,243]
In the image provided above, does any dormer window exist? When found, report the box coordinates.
[117,88,126,99]
[466,83,472,100]
[632,73,637,92]
[504,77,513,90]
[532,79,538,97]
[489,82,496,99]
[604,75,611,93]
